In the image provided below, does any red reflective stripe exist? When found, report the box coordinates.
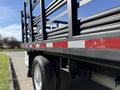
[53,41,68,48]
[23,37,120,49]
[86,38,120,49]
[32,44,36,48]
[40,44,46,48]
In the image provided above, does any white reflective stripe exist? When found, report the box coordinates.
[80,0,92,6]
[36,44,40,48]
[46,43,53,47]
[30,45,32,48]
[68,40,85,48]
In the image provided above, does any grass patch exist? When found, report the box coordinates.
[0,48,25,52]
[0,54,10,90]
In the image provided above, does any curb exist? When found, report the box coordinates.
[9,57,14,90]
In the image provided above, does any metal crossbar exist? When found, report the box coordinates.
[47,24,68,33]
[81,7,120,23]
[46,0,67,16]
[46,10,68,24]
[48,29,68,37]
[79,6,120,36]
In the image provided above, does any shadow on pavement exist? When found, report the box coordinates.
[59,70,112,90]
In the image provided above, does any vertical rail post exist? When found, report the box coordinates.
[40,0,47,40]
[29,0,35,42]
[21,11,24,43]
[67,0,79,39]
[24,2,28,42]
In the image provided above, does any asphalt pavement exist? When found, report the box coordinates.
[3,51,34,90]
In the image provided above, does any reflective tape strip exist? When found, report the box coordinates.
[23,37,120,49]
[68,40,85,48]
[30,45,33,48]
[40,44,46,48]
[36,44,40,48]
[53,41,68,48]
[46,43,53,47]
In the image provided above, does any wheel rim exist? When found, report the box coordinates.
[34,64,42,90]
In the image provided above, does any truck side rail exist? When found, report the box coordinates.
[80,7,120,35]
[21,0,120,43]
[21,0,77,43]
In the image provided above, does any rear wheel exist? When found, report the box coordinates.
[32,56,56,90]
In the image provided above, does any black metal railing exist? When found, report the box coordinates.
[21,0,120,43]
[80,6,120,35]
[21,0,96,43]
[23,0,69,42]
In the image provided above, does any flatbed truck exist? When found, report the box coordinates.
[21,0,120,90]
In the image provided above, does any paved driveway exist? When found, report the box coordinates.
[3,51,34,90]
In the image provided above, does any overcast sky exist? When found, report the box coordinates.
[0,0,120,41]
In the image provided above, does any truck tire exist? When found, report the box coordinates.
[32,56,56,90]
